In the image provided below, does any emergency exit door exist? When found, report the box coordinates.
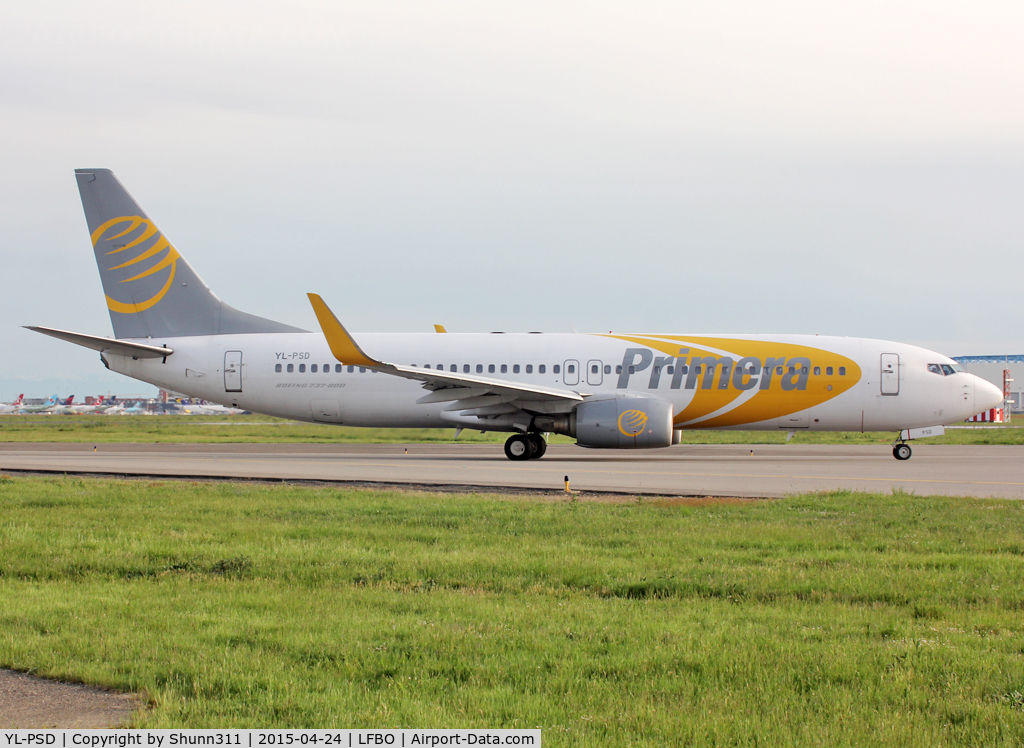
[224,351,242,392]
[880,353,899,396]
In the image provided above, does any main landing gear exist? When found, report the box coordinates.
[504,433,547,461]
[892,442,912,461]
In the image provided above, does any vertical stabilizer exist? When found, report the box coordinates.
[75,169,305,339]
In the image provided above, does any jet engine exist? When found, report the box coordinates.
[533,396,675,449]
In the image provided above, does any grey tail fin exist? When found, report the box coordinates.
[75,169,306,339]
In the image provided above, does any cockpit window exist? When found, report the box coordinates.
[927,364,943,375]
[928,363,963,376]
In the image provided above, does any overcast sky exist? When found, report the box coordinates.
[2,1,1022,399]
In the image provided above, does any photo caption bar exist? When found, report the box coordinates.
[2,731,540,748]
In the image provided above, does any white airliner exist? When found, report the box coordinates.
[0,394,24,414]
[17,394,61,415]
[28,169,1002,460]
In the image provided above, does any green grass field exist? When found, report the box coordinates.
[2,475,1024,744]
[2,413,1023,445]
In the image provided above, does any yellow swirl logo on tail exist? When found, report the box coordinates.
[92,216,181,314]
[618,409,649,437]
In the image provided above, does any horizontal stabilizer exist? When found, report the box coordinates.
[25,326,173,359]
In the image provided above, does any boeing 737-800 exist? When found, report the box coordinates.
[27,169,1003,460]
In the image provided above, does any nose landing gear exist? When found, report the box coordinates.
[892,442,912,461]
[504,433,547,460]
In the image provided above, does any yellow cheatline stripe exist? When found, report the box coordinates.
[307,293,381,368]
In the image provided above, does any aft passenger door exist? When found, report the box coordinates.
[587,360,603,386]
[880,353,899,396]
[224,350,242,392]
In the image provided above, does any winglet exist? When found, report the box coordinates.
[434,324,447,333]
[307,294,383,368]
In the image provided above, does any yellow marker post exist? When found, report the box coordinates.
[564,475,570,493]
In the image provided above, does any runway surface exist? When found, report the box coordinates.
[1,442,1022,498]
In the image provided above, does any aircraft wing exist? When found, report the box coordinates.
[26,326,173,359]
[307,294,585,411]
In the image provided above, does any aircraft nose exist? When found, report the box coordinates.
[975,376,1004,412]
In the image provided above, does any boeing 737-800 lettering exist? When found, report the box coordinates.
[28,169,1003,460]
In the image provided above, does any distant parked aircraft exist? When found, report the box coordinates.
[0,394,24,414]
[19,395,61,414]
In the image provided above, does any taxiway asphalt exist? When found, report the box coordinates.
[1,442,1021,498]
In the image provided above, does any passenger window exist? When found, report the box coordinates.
[476,364,483,373]
[275,364,282,373]
[437,364,443,370]
[488,364,495,373]
[359,367,366,373]
[526,365,533,373]
[335,364,342,373]
[287,364,294,373]
[813,367,820,376]
[616,365,622,374]
[513,364,520,373]
[667,366,674,375]
[324,364,330,373]
[501,364,508,373]
[788,366,795,374]
[568,364,575,374]
[348,365,355,373]
[591,365,598,374]
[801,366,808,375]
[839,367,846,376]
[775,367,783,375]
[299,364,306,373]
[653,366,660,375]
[450,365,457,372]
[628,365,635,374]
[826,366,833,376]
[464,364,470,373]
[424,364,431,369]
[553,365,560,374]
[311,364,317,373]
[604,365,611,374]
[538,365,546,374]
[694,365,702,374]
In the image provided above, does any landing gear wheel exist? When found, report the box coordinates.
[893,443,912,461]
[527,434,547,459]
[504,434,533,461]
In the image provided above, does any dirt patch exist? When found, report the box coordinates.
[0,669,140,728]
